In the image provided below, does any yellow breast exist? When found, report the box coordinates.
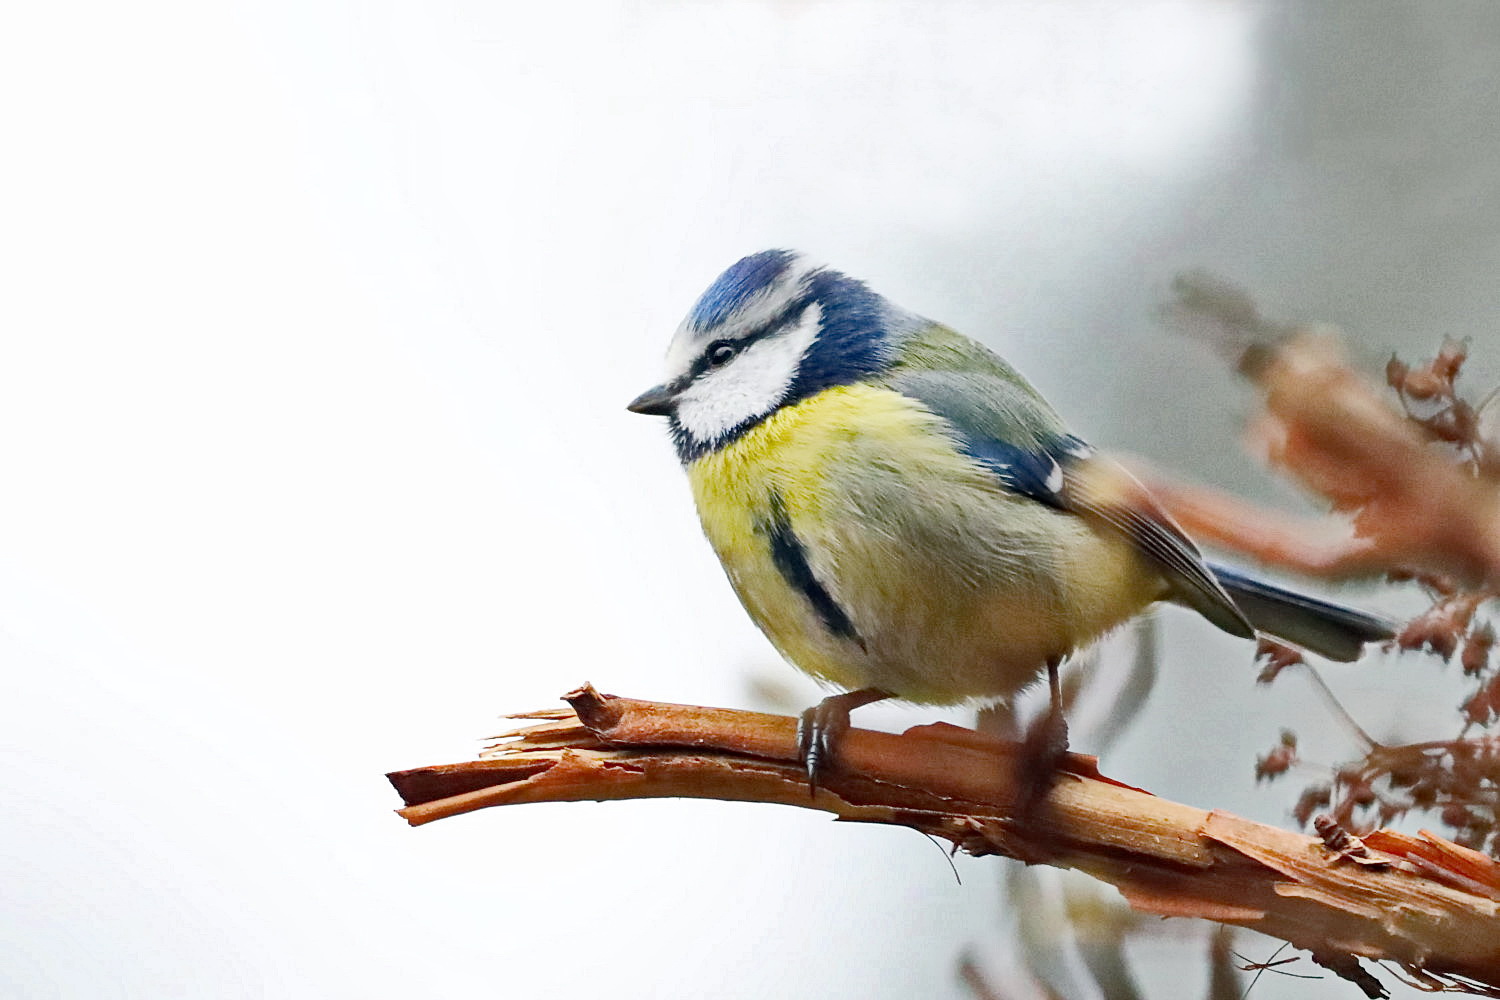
[686,384,1160,704]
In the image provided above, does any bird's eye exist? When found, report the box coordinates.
[706,340,738,368]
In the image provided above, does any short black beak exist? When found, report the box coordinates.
[626,383,678,416]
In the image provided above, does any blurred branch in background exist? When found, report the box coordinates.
[388,686,1500,997]
[1155,271,1500,585]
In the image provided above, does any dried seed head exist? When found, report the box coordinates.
[1434,336,1469,382]
[1385,355,1409,390]
[1462,622,1496,676]
[1256,733,1299,782]
[1402,368,1448,401]
[1256,638,1304,682]
[1294,785,1332,826]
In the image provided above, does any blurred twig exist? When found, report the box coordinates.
[388,684,1500,997]
[1156,272,1500,586]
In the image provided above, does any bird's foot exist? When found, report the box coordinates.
[1011,658,1072,847]
[1015,699,1070,822]
[795,687,891,794]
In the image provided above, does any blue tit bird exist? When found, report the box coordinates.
[628,250,1394,780]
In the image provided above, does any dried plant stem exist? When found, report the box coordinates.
[388,685,1500,997]
[1161,277,1500,587]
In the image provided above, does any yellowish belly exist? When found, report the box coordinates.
[687,384,1160,704]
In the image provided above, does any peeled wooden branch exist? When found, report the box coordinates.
[388,685,1500,997]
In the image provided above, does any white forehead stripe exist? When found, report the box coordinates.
[672,303,822,445]
[664,256,824,380]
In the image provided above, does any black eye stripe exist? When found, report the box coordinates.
[690,296,813,379]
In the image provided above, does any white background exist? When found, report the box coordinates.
[4,3,1497,998]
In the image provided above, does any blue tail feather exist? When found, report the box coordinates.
[1206,561,1396,662]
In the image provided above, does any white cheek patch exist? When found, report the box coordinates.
[674,304,821,446]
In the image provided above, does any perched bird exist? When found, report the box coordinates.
[628,250,1393,781]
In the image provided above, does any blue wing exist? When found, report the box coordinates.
[954,429,1092,512]
[883,332,1081,511]
[887,347,1254,640]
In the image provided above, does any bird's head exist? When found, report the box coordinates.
[628,250,903,460]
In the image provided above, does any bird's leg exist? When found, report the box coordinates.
[796,687,891,793]
[1043,656,1070,759]
[1016,657,1071,820]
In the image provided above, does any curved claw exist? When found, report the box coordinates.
[795,707,824,788]
[795,688,891,794]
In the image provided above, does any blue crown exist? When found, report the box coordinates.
[686,249,799,331]
[690,250,895,391]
